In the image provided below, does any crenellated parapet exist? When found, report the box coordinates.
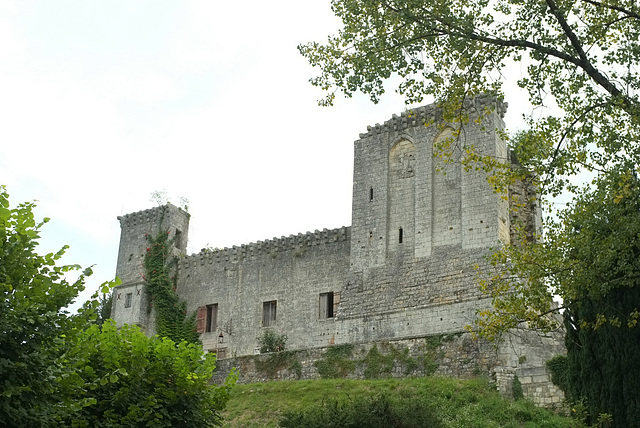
[117,203,190,228]
[358,95,508,139]
[180,226,350,269]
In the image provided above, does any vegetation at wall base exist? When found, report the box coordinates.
[144,229,199,344]
[221,377,573,428]
[314,344,357,378]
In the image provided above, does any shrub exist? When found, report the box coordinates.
[258,329,287,353]
[279,392,443,428]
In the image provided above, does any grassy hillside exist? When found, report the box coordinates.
[221,377,572,427]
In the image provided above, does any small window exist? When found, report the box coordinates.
[319,292,334,318]
[263,300,277,327]
[124,293,133,308]
[399,228,404,243]
[319,292,340,319]
[206,304,218,333]
[175,229,183,249]
[369,187,374,201]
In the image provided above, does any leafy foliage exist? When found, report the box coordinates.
[279,392,444,428]
[315,344,357,379]
[63,321,236,427]
[96,292,113,326]
[0,186,124,425]
[144,230,199,344]
[0,186,235,427]
[546,355,569,395]
[225,377,573,428]
[475,166,640,334]
[258,328,288,353]
[0,185,99,425]
[302,3,640,423]
[299,0,640,194]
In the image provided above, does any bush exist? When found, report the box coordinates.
[64,321,236,427]
[546,355,569,395]
[279,392,443,428]
[258,329,287,353]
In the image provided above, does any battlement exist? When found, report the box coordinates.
[117,203,190,228]
[180,226,350,269]
[358,95,508,139]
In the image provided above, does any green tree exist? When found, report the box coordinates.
[300,1,640,424]
[63,321,236,427]
[0,185,97,425]
[299,0,639,192]
[96,292,113,326]
[561,168,640,426]
[0,187,235,427]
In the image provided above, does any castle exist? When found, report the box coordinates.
[111,97,565,407]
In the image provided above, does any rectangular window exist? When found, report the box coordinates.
[124,293,132,308]
[206,304,218,333]
[319,292,334,318]
[262,300,277,327]
[319,292,340,319]
[399,227,404,243]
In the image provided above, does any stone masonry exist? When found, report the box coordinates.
[111,97,564,407]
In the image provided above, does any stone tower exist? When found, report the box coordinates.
[349,99,511,272]
[111,203,190,333]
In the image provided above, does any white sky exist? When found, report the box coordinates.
[1,1,531,308]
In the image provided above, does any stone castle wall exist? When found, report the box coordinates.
[211,331,564,409]
[111,98,565,407]
[179,227,351,355]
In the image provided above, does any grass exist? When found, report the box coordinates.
[221,377,572,427]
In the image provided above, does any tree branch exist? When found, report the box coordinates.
[578,0,640,20]
[381,2,639,116]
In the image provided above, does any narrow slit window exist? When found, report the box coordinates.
[369,187,374,201]
[174,229,182,249]
[399,228,403,244]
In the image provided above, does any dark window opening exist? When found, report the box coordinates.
[174,229,183,249]
[124,293,132,308]
[263,300,277,327]
[206,303,218,333]
[319,292,341,319]
[369,187,374,201]
[399,228,404,243]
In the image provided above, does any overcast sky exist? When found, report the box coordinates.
[1,1,531,308]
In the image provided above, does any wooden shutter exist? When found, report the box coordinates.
[333,292,341,318]
[196,306,206,333]
[319,293,328,318]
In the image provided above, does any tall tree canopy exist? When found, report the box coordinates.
[299,0,639,192]
[300,1,640,425]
